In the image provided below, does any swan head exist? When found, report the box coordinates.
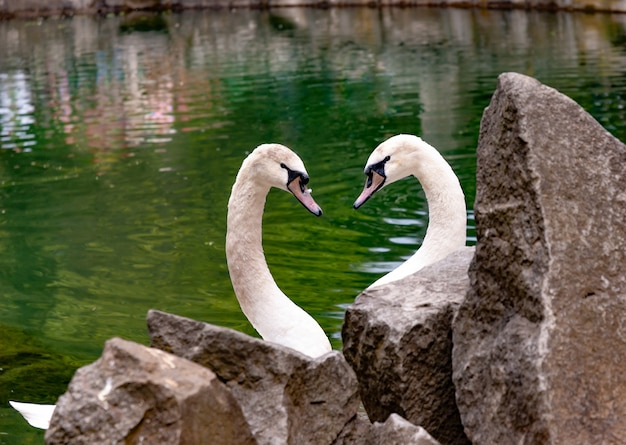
[244,144,323,216]
[354,134,423,209]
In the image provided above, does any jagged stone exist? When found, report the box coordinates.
[369,414,441,445]
[332,414,441,445]
[147,310,360,445]
[452,72,626,445]
[342,247,474,445]
[45,337,255,445]
[331,415,372,445]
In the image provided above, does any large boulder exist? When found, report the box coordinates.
[453,72,626,444]
[45,337,255,445]
[342,247,474,445]
[147,310,360,445]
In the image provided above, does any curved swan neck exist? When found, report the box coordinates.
[226,177,279,315]
[225,155,331,358]
[397,137,466,245]
[369,137,466,288]
[414,144,466,242]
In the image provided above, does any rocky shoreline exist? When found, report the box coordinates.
[3,0,626,19]
[43,72,626,444]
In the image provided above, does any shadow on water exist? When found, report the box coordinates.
[119,12,170,34]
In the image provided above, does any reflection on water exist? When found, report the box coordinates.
[1,8,626,442]
[0,73,35,152]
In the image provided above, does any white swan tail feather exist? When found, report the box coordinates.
[9,401,55,430]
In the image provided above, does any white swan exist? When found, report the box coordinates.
[10,143,332,430]
[226,143,332,358]
[354,134,467,288]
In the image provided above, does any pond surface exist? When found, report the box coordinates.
[1,7,626,442]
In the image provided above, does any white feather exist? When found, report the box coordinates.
[9,401,55,429]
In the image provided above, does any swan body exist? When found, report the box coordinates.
[10,143,331,430]
[354,134,467,288]
[226,143,331,358]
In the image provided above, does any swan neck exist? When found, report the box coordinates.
[413,147,467,262]
[225,170,332,358]
[226,178,280,312]
[370,147,467,289]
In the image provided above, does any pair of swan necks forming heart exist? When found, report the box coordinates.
[226,134,466,359]
[9,133,467,430]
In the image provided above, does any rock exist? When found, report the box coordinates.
[342,247,474,445]
[369,414,442,445]
[452,72,626,444]
[333,413,441,445]
[331,415,372,445]
[147,310,360,445]
[45,337,255,445]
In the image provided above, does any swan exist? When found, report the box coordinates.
[226,143,331,358]
[10,143,331,430]
[354,134,467,288]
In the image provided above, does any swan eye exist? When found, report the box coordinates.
[364,155,390,188]
[365,155,391,183]
[281,163,308,191]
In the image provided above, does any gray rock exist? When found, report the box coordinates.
[453,72,626,445]
[342,247,474,445]
[331,415,372,445]
[147,310,360,445]
[369,414,442,445]
[45,337,255,445]
[333,413,441,445]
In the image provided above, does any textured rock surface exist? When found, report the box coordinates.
[342,247,474,445]
[148,310,360,445]
[45,337,255,445]
[453,72,626,445]
[331,415,373,445]
[333,413,442,445]
[369,414,442,445]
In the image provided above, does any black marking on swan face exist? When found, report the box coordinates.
[365,155,390,188]
[281,162,309,192]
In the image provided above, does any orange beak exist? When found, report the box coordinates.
[287,176,322,216]
[353,170,386,209]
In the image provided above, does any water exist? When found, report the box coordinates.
[1,7,626,442]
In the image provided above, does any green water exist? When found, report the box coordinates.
[1,7,626,442]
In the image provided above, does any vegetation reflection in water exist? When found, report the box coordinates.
[1,7,626,442]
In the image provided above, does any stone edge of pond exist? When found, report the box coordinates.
[2,0,626,20]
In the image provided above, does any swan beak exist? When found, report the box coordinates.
[287,176,323,216]
[354,171,386,209]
